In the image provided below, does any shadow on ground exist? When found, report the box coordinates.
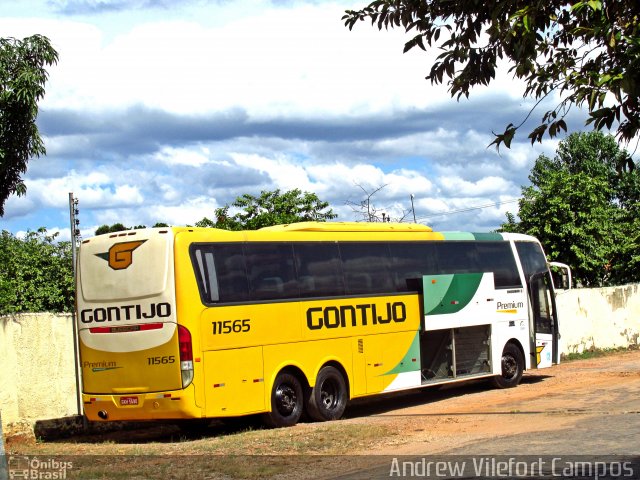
[32,373,552,444]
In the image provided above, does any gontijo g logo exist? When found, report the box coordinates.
[96,240,146,270]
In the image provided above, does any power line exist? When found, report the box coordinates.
[416,198,520,221]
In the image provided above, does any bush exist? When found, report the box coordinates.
[0,228,74,314]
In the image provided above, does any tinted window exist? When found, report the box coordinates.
[245,243,297,300]
[294,243,345,297]
[515,241,548,281]
[531,274,554,334]
[192,240,528,304]
[434,242,479,274]
[389,242,439,291]
[191,244,250,303]
[476,242,522,288]
[340,243,393,295]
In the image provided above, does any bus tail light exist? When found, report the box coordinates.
[178,325,194,388]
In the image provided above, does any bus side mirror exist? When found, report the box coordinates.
[549,262,572,290]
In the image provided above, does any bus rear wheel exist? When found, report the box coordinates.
[262,371,304,428]
[492,342,524,389]
[306,366,348,422]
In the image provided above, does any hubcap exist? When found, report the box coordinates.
[501,354,517,379]
[320,379,338,410]
[275,384,297,416]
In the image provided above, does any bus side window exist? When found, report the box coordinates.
[339,243,393,295]
[203,251,220,302]
[388,242,438,292]
[245,243,298,300]
[191,244,247,304]
[294,243,345,298]
[434,242,479,274]
[476,242,522,289]
[215,245,250,303]
[194,249,209,297]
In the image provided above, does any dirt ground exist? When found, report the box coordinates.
[5,349,640,478]
[345,348,640,455]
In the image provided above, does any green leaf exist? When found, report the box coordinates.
[342,0,640,148]
[0,35,58,216]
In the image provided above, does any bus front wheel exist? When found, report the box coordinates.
[492,343,524,389]
[306,366,348,422]
[263,371,304,428]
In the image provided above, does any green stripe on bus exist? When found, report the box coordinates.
[423,274,454,314]
[472,232,503,241]
[383,331,421,375]
[441,232,475,240]
[423,273,484,315]
[440,232,503,241]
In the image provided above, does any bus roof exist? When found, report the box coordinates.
[86,224,541,246]
[259,222,433,233]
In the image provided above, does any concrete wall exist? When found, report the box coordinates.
[1,284,639,432]
[0,313,78,435]
[556,284,640,354]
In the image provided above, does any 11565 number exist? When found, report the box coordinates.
[147,355,175,365]
[212,319,250,335]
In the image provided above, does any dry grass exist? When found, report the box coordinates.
[7,419,395,479]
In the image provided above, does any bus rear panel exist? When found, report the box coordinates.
[77,229,197,421]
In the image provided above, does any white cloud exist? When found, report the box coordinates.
[146,196,217,226]
[0,0,575,236]
[439,176,514,197]
[2,2,443,117]
[2,195,37,220]
[154,146,211,167]
[24,170,142,209]
[384,170,433,197]
[113,184,143,204]
[230,153,314,191]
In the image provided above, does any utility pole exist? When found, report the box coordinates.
[68,193,82,416]
[410,194,417,223]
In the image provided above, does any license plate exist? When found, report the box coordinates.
[120,396,139,406]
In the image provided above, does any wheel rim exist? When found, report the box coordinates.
[274,383,298,416]
[320,378,340,411]
[501,353,518,379]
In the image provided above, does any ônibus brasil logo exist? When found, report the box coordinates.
[96,240,146,270]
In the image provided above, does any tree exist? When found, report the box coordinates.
[345,183,413,222]
[0,35,58,215]
[95,223,129,236]
[94,223,167,236]
[0,228,74,314]
[343,1,640,158]
[499,131,640,286]
[197,189,337,230]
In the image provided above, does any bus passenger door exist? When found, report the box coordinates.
[529,272,559,368]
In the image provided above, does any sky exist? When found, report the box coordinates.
[0,0,598,240]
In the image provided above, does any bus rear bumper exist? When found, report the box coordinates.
[82,385,201,421]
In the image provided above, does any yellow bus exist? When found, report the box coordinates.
[76,222,570,427]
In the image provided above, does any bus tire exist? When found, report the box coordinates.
[492,342,524,389]
[262,371,304,428]
[306,366,348,422]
